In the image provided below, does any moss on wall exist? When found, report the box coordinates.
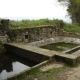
[28,26,58,42]
[7,28,28,42]
[0,41,5,54]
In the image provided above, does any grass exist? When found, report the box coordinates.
[7,62,80,80]
[9,19,64,29]
[63,23,80,34]
[27,68,41,75]
[43,63,68,78]
[7,63,68,80]
[7,68,40,80]
[7,58,80,80]
[9,18,80,34]
[2,19,80,80]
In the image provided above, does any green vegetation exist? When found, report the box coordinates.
[7,61,80,80]
[7,68,41,80]
[1,18,80,34]
[63,23,80,33]
[40,42,78,52]
[43,64,68,80]
[27,68,40,75]
[58,0,80,25]
[7,64,68,80]
[7,29,20,41]
[9,19,64,29]
[8,18,80,34]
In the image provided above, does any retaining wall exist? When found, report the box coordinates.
[0,35,8,43]
[27,36,80,47]
[58,29,80,38]
[4,43,78,65]
[28,26,59,42]
[4,44,49,63]
[1,25,80,43]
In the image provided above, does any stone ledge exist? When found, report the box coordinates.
[4,43,80,65]
[55,53,78,65]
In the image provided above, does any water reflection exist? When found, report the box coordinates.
[0,53,37,80]
[0,61,30,80]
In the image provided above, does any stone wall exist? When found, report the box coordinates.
[58,29,80,38]
[28,26,59,42]
[0,35,8,43]
[7,28,28,42]
[28,26,80,43]
[6,25,59,43]
[1,23,80,43]
[0,19,9,31]
[0,19,9,43]
[0,30,8,43]
[27,37,80,47]
[4,44,49,63]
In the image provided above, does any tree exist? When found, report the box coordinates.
[58,0,80,25]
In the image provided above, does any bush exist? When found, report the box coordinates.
[9,19,65,29]
[63,23,80,34]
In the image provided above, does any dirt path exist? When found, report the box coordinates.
[54,65,80,80]
[16,63,80,80]
[40,62,64,71]
[40,62,80,80]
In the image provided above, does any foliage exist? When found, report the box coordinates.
[58,0,80,5]
[7,64,68,80]
[27,68,40,75]
[9,19,65,29]
[2,18,80,34]
[8,18,80,34]
[7,68,40,80]
[63,23,80,33]
[7,29,20,41]
[58,0,80,25]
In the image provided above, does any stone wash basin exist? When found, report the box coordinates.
[27,37,80,65]
[27,37,80,53]
[3,37,80,79]
[35,39,80,66]
[40,42,79,52]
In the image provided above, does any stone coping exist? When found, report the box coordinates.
[27,36,80,46]
[5,43,56,57]
[62,45,80,54]
[5,43,78,61]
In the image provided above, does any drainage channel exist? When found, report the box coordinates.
[63,45,80,54]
